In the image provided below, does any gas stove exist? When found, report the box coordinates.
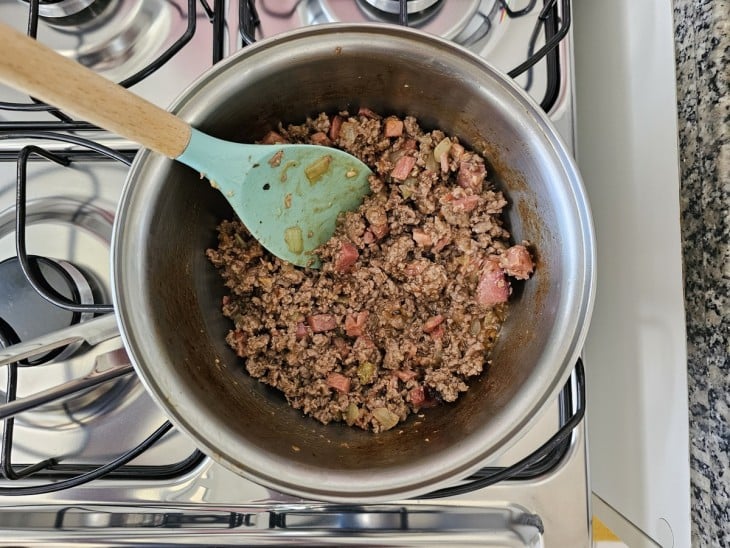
[0,1,590,545]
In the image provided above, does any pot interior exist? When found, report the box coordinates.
[115,26,591,500]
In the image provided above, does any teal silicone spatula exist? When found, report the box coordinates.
[0,23,372,267]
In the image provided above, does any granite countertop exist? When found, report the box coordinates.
[673,0,729,546]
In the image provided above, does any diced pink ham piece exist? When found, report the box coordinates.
[326,372,351,394]
[329,115,343,140]
[333,337,350,358]
[363,230,376,245]
[358,107,380,119]
[306,314,337,333]
[433,236,451,252]
[345,311,369,337]
[388,374,400,390]
[476,259,510,307]
[353,335,375,350]
[422,315,444,333]
[451,195,480,212]
[395,369,417,382]
[440,152,450,173]
[370,223,389,240]
[334,240,359,273]
[295,322,308,340]
[412,228,432,247]
[450,143,465,161]
[261,130,286,144]
[500,245,535,280]
[409,385,426,406]
[384,118,404,138]
[402,139,417,150]
[457,158,486,192]
[404,260,428,277]
[231,329,247,357]
[222,295,230,306]
[391,155,416,181]
[310,131,329,145]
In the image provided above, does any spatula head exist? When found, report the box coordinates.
[178,130,373,267]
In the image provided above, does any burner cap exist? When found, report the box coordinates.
[321,0,482,40]
[0,256,94,365]
[356,0,443,25]
[359,0,442,14]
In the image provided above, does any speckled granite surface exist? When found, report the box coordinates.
[673,1,729,546]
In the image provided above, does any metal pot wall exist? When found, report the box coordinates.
[112,24,595,502]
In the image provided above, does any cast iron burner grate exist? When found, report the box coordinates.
[0,135,206,495]
[0,0,224,130]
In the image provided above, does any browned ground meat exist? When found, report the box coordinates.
[206,110,534,433]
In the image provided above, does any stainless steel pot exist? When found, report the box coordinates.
[111,24,595,502]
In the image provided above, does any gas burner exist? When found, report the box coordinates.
[0,188,198,464]
[316,0,490,41]
[0,256,94,365]
[0,195,115,364]
[356,0,443,24]
[7,0,173,81]
[24,0,117,28]
[0,198,145,434]
[0,196,115,297]
[0,254,139,447]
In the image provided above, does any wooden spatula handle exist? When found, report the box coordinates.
[0,22,191,158]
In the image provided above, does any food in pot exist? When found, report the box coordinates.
[206,110,535,433]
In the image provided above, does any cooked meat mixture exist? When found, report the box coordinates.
[206,110,535,433]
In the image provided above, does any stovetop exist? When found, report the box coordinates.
[0,1,590,545]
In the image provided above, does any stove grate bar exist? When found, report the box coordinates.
[13,143,121,314]
[418,358,585,499]
[507,0,569,79]
[498,0,538,19]
[0,416,176,495]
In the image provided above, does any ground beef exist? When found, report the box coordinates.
[206,110,535,433]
